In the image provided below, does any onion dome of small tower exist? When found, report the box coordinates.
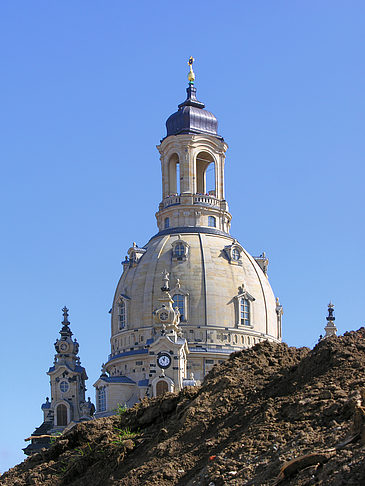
[165,57,220,139]
[54,307,79,359]
[324,302,337,338]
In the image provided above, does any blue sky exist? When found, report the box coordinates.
[1,0,364,473]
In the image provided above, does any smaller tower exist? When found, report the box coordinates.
[323,302,337,338]
[23,307,94,455]
[93,272,189,416]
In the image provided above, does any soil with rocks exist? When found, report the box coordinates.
[3,328,365,486]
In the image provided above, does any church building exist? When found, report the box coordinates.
[93,58,283,416]
[23,308,95,455]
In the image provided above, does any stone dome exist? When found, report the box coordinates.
[111,229,279,359]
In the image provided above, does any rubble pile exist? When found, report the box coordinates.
[2,328,365,485]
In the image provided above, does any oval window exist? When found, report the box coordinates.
[60,381,69,393]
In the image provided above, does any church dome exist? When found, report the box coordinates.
[94,60,282,413]
[110,229,280,376]
[165,85,220,139]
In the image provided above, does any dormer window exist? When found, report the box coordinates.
[208,216,216,227]
[240,298,250,326]
[171,238,189,262]
[116,294,130,330]
[118,301,126,329]
[225,240,243,264]
[164,217,170,229]
[127,243,146,268]
[234,286,255,327]
[175,243,184,257]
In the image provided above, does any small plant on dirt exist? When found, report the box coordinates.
[116,403,128,416]
[50,432,62,444]
[75,442,92,456]
[58,460,69,475]
[112,426,137,444]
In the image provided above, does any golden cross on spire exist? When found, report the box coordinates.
[188,56,195,84]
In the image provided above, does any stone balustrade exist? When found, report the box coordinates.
[193,195,220,207]
[162,194,221,209]
[162,195,181,208]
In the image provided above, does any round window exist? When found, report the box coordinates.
[60,380,69,393]
[232,248,240,260]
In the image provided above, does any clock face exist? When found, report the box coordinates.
[59,342,68,352]
[160,311,169,321]
[157,353,171,369]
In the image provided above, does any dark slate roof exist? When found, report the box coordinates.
[146,338,154,345]
[100,376,136,384]
[41,401,51,409]
[107,348,148,362]
[164,85,222,140]
[149,226,232,242]
[23,421,53,456]
[48,364,85,374]
[138,379,149,387]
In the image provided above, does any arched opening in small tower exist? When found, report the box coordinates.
[196,151,215,196]
[56,404,68,426]
[168,153,180,195]
[156,380,169,396]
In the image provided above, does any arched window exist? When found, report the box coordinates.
[56,404,67,426]
[195,151,215,195]
[156,380,168,397]
[208,216,216,228]
[97,387,106,412]
[118,301,126,330]
[171,239,189,261]
[232,248,240,260]
[168,153,180,194]
[173,294,185,321]
[240,298,250,325]
[164,217,170,229]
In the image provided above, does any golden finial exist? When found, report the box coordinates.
[188,56,195,84]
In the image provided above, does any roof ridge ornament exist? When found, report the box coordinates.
[60,306,73,338]
[62,306,70,326]
[188,56,195,85]
[176,56,205,110]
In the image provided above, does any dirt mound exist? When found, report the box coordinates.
[3,329,365,486]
